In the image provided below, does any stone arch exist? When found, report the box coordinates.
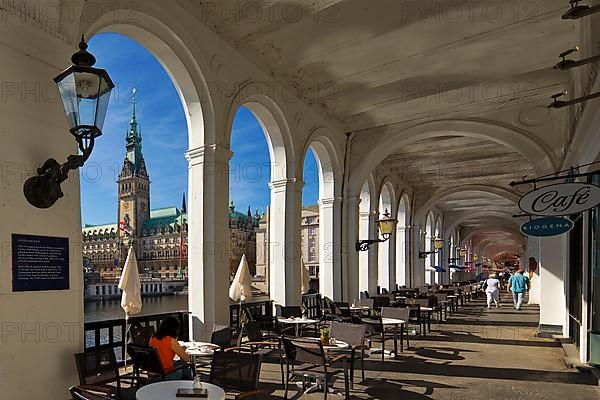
[348,119,557,198]
[414,184,520,222]
[85,11,214,147]
[461,227,523,245]
[225,89,296,181]
[445,211,519,239]
[301,132,343,299]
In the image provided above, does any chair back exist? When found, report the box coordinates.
[381,288,389,294]
[371,296,390,310]
[289,338,326,366]
[244,321,264,343]
[412,298,431,308]
[130,324,156,345]
[330,322,365,347]
[275,305,302,318]
[333,302,351,318]
[74,349,120,387]
[211,327,234,350]
[381,306,410,322]
[434,293,448,302]
[126,344,166,375]
[70,386,113,400]
[209,351,261,393]
[302,293,322,319]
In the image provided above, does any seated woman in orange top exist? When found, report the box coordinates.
[149,316,193,380]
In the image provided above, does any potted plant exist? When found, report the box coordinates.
[320,327,330,346]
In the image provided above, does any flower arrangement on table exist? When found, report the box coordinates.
[319,327,330,346]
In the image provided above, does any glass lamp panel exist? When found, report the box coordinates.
[378,219,396,236]
[433,238,444,249]
[55,72,79,130]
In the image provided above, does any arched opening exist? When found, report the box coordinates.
[425,212,435,285]
[302,139,340,299]
[228,107,271,295]
[378,183,394,291]
[226,98,297,306]
[81,32,194,322]
[434,217,443,285]
[396,195,409,287]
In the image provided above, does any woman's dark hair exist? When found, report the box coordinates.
[154,316,181,340]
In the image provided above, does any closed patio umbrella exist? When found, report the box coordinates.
[229,254,253,302]
[301,258,311,294]
[118,246,142,367]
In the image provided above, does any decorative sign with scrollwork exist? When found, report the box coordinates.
[518,182,600,216]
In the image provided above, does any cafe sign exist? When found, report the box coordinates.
[519,182,600,216]
[520,217,574,237]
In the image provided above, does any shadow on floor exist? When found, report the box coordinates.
[361,377,460,399]
[360,356,597,385]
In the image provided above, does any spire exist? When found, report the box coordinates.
[229,200,235,213]
[124,88,146,176]
[181,192,187,214]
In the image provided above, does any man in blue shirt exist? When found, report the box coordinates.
[508,269,529,310]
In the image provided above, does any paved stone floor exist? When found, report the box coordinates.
[257,296,600,400]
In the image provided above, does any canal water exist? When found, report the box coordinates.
[84,295,189,322]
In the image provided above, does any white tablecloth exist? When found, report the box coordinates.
[136,380,225,400]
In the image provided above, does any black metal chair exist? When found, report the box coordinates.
[73,349,123,398]
[126,344,193,387]
[330,321,367,387]
[209,351,265,399]
[283,337,349,400]
[130,324,156,345]
[211,326,235,350]
[236,321,285,384]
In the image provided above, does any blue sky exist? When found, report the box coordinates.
[81,33,318,226]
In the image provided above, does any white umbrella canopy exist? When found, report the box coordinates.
[229,254,253,302]
[301,258,311,294]
[119,246,142,316]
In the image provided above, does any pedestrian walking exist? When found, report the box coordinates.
[484,273,501,309]
[508,269,529,310]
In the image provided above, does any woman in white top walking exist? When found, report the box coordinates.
[484,273,501,309]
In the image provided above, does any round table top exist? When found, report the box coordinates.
[136,380,225,400]
[420,307,434,312]
[278,317,318,324]
[349,305,371,310]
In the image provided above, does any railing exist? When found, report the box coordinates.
[84,310,190,361]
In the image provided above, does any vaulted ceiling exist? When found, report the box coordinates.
[182,0,577,254]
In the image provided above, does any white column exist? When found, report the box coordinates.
[395,227,407,287]
[344,196,361,302]
[269,178,303,306]
[525,237,541,305]
[319,197,342,300]
[368,212,379,293]
[186,145,232,333]
[411,227,426,287]
[538,235,568,336]
[358,210,370,293]
[388,229,397,291]
[378,232,390,291]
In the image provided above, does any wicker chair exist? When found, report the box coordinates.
[126,344,193,387]
[209,351,265,399]
[70,386,113,400]
[73,349,124,398]
[329,321,367,387]
[283,337,349,400]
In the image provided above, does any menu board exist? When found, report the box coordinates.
[12,234,69,292]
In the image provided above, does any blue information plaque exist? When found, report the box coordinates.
[12,234,69,292]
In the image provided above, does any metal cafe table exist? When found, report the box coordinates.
[277,317,319,336]
[136,380,225,400]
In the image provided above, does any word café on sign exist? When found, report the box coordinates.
[519,182,600,216]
